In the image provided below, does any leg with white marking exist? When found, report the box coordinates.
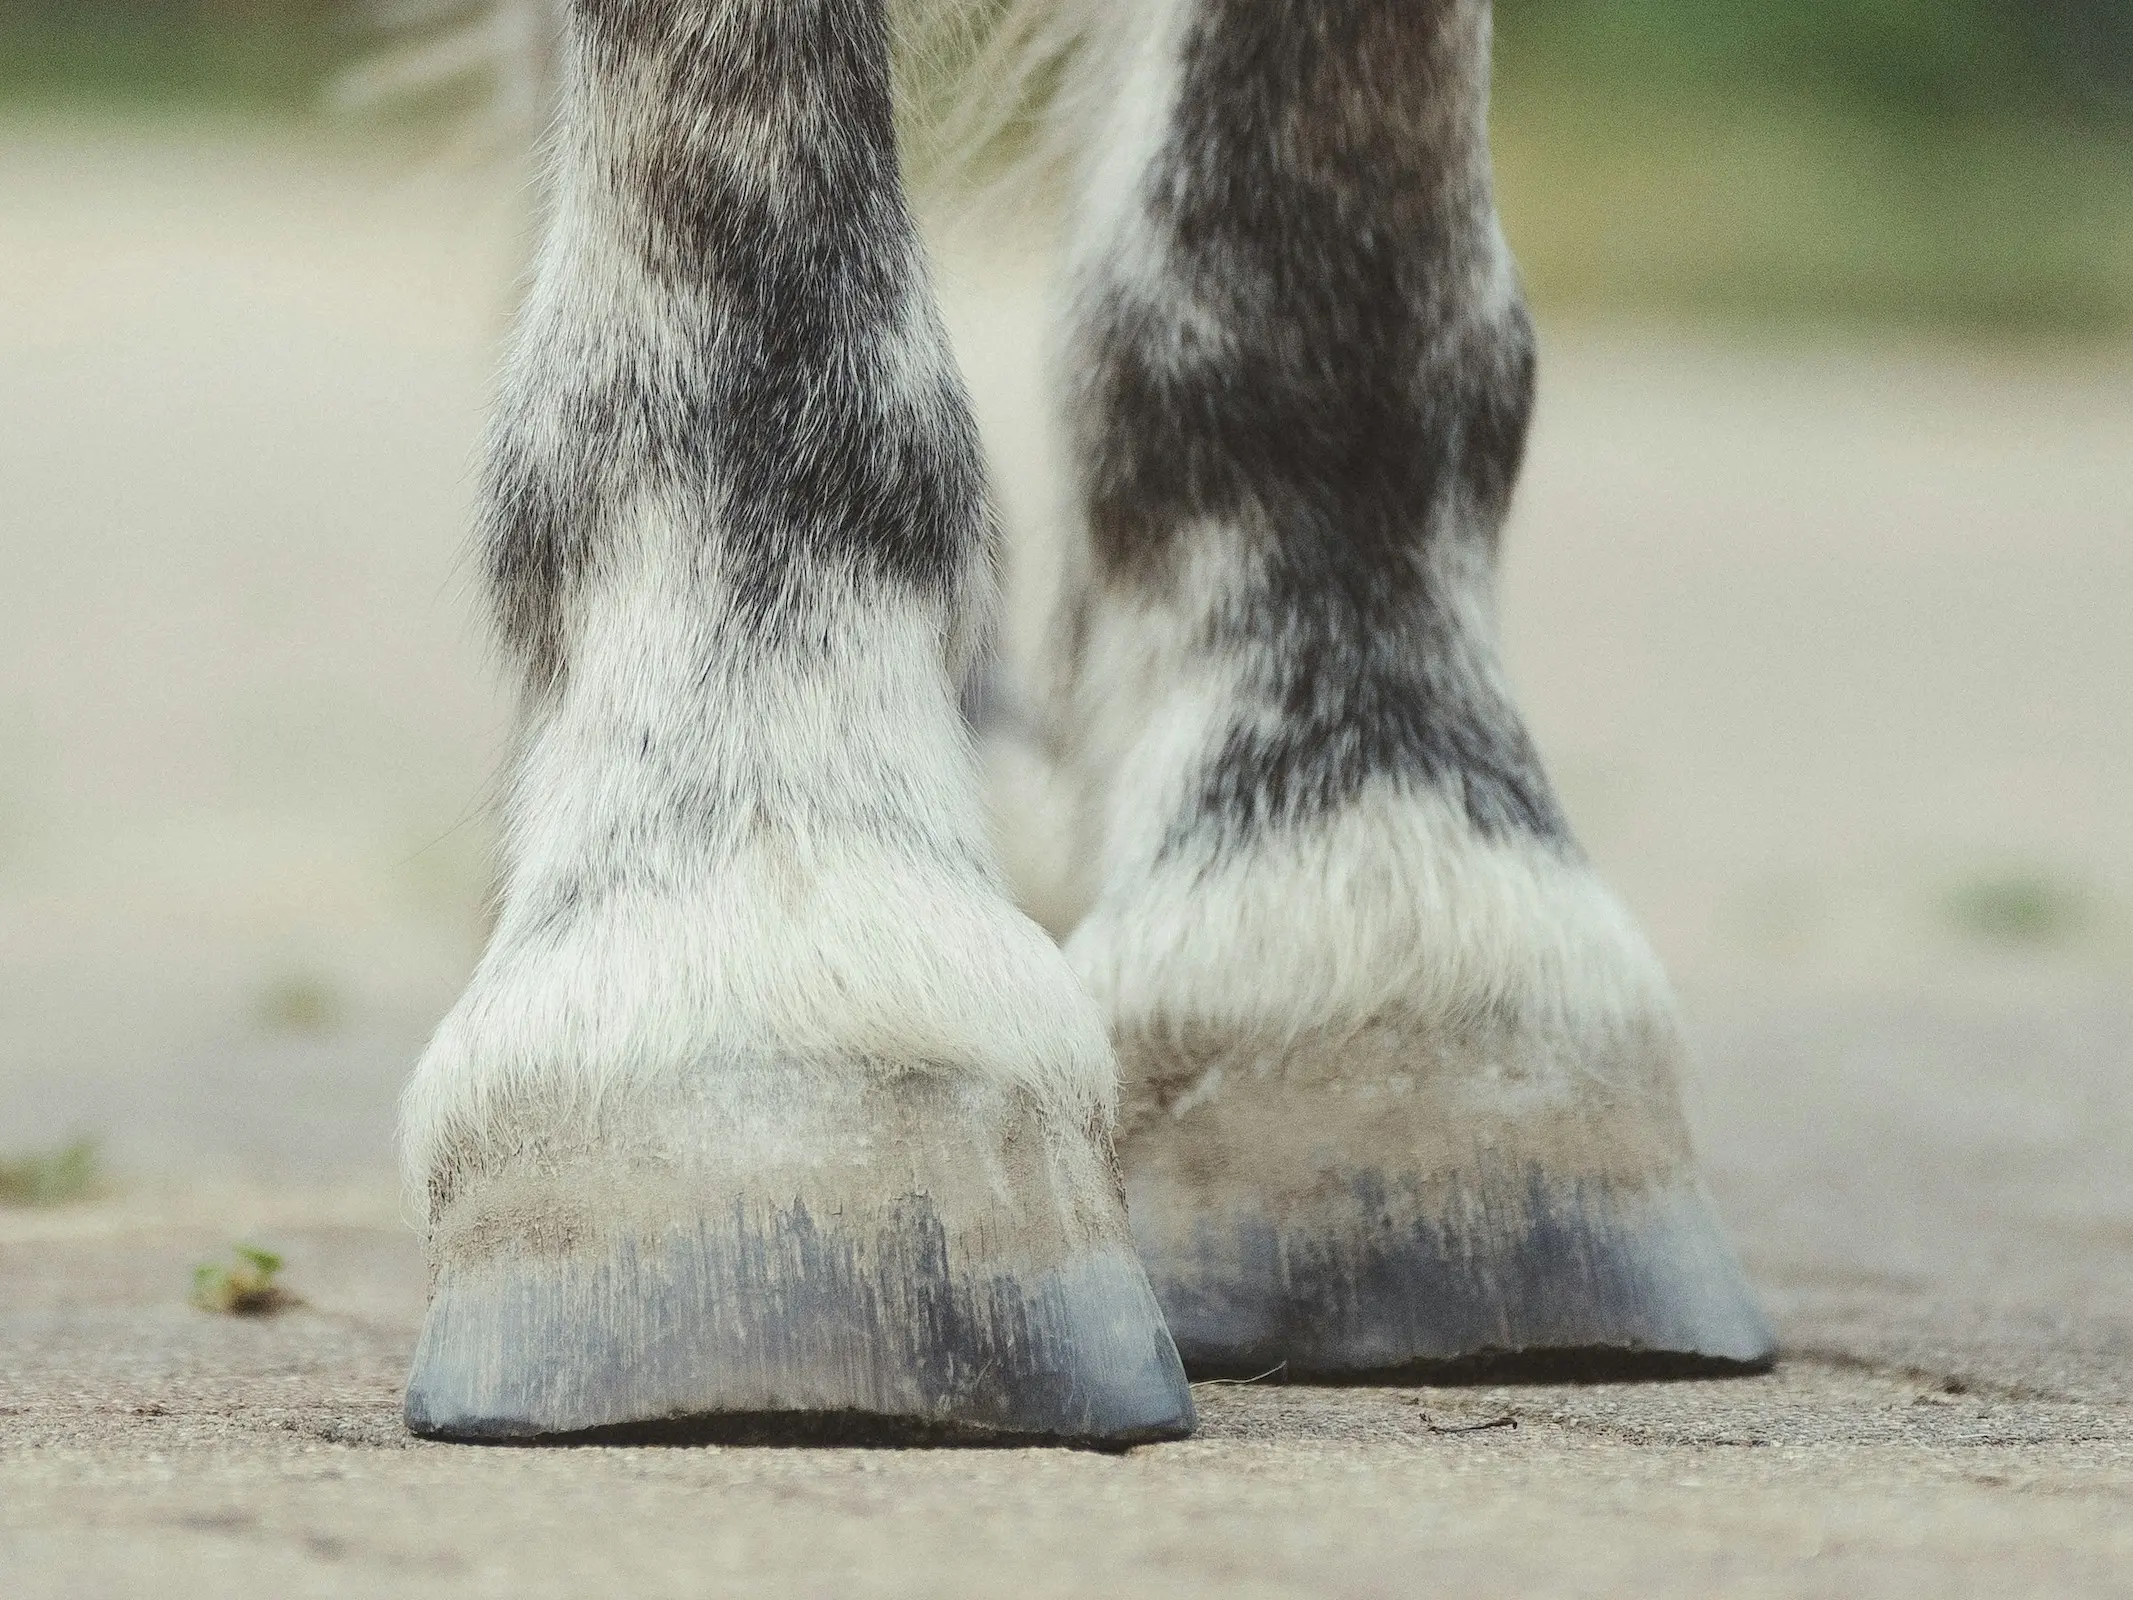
[400,0,1191,1444]
[1052,0,1773,1378]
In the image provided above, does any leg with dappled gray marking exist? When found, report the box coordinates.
[400,0,1191,1446]
[1049,0,1773,1379]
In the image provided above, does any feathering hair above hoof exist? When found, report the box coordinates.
[343,0,1116,196]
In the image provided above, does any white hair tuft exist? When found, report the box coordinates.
[341,0,1119,197]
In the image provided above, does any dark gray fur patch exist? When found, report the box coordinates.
[1072,0,1567,848]
[488,0,989,687]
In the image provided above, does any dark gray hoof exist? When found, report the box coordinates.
[406,1075,1195,1447]
[1118,1023,1776,1382]
[1131,1169,1774,1382]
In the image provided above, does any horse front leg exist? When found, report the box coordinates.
[1053,0,1774,1378]
[399,0,1191,1445]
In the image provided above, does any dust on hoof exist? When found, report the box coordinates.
[405,1077,1195,1449]
[1118,1022,1776,1384]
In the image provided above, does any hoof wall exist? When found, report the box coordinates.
[1135,1171,1776,1383]
[406,1089,1196,1449]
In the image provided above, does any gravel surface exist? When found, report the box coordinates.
[4,1160,2129,1599]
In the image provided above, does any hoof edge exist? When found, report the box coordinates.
[1139,1170,1777,1384]
[406,1198,1196,1448]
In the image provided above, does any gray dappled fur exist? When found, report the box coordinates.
[1055,0,1563,859]
[397,0,1768,1411]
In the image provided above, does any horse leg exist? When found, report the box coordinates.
[399,0,1191,1445]
[1052,0,1774,1378]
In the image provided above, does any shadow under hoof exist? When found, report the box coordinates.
[1189,1347,1777,1388]
[428,1409,1172,1453]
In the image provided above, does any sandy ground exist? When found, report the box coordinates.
[2,124,2131,1595]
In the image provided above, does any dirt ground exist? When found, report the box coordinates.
[2,124,2130,1596]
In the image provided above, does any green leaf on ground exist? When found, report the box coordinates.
[192,1245,301,1317]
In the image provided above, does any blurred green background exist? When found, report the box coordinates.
[1493,0,2133,336]
[0,0,344,109]
[2,0,2131,334]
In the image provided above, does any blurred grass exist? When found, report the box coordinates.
[0,1138,103,1207]
[1492,0,2133,336]
[1495,0,2133,126]
[1943,870,2095,949]
[2,1,2130,337]
[1495,90,2133,337]
[255,969,346,1035]
[0,4,347,111]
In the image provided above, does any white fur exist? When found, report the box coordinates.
[1054,528,1677,1086]
[401,0,1122,1193]
[352,0,1131,193]
[1055,0,1192,300]
[1069,777,1680,1088]
[341,0,563,163]
[403,512,1116,1185]
[1056,527,1255,904]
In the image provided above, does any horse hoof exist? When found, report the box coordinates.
[405,1072,1195,1446]
[1118,1022,1775,1382]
